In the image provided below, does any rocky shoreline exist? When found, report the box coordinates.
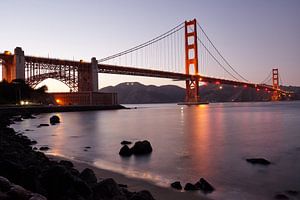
[0,111,155,200]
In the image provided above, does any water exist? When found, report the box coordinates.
[12,102,300,200]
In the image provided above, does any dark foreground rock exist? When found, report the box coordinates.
[246,158,271,165]
[0,113,156,200]
[0,176,47,200]
[49,115,60,125]
[170,181,182,190]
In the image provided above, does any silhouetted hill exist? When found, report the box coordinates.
[100,82,185,104]
[99,82,300,104]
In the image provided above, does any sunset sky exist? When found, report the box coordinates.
[0,0,299,92]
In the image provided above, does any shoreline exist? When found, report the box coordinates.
[48,154,211,200]
[0,104,126,114]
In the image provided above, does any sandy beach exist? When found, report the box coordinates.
[49,155,211,200]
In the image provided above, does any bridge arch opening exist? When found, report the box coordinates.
[35,78,70,93]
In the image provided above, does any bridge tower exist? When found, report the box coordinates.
[185,19,200,103]
[272,68,280,101]
[78,57,98,92]
[1,47,25,82]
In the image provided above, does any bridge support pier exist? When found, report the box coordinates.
[78,57,98,92]
[1,47,25,82]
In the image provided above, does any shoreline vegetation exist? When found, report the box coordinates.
[0,108,209,200]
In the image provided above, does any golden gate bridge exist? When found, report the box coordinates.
[0,19,294,104]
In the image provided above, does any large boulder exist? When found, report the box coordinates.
[92,178,123,200]
[131,141,152,155]
[7,184,32,200]
[0,176,11,192]
[50,115,60,125]
[121,140,132,145]
[80,168,97,186]
[246,158,271,165]
[195,178,214,193]
[39,165,91,199]
[129,190,155,200]
[119,145,132,157]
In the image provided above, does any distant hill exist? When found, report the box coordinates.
[99,82,185,104]
[99,82,300,104]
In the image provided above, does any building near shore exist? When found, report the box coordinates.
[51,92,118,106]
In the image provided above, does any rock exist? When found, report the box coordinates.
[13,117,23,122]
[37,124,49,128]
[50,115,60,125]
[80,168,97,186]
[246,158,271,165]
[39,146,50,151]
[129,190,155,200]
[92,178,123,200]
[59,160,74,168]
[131,140,153,155]
[184,183,197,191]
[275,194,289,199]
[121,140,132,145]
[7,185,32,200]
[195,178,214,193]
[29,193,47,200]
[170,181,182,190]
[84,146,91,149]
[119,145,133,157]
[118,184,128,188]
[40,165,91,199]
[0,176,11,192]
[30,140,37,145]
[285,190,299,196]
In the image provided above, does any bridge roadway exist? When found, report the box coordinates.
[0,54,290,95]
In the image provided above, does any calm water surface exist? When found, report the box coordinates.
[13,102,300,200]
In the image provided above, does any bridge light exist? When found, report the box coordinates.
[233,85,237,88]
[219,85,223,90]
[256,88,260,92]
[216,81,220,85]
[4,51,11,55]
[243,84,247,88]
[56,99,62,104]
[265,88,268,91]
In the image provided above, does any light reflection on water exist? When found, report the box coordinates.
[12,101,300,200]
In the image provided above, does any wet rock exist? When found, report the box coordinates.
[7,184,32,200]
[184,183,197,191]
[246,158,271,165]
[21,114,36,119]
[0,160,23,184]
[80,168,97,186]
[84,146,91,149]
[119,145,132,157]
[118,184,128,188]
[195,178,214,193]
[29,193,47,200]
[37,124,49,128]
[39,146,50,151]
[40,165,91,199]
[170,181,182,190]
[131,140,153,155]
[0,176,11,192]
[129,190,155,200]
[121,140,132,145]
[274,194,289,199]
[13,117,23,122]
[50,115,60,125]
[92,178,123,200]
[59,160,74,168]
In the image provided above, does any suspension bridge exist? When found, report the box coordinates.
[0,19,294,104]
